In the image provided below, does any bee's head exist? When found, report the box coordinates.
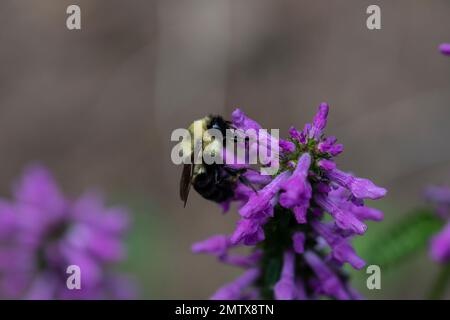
[179,116,210,162]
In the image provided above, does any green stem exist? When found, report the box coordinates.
[258,206,298,299]
[427,264,450,300]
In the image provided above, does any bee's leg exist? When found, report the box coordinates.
[214,167,221,184]
[238,175,258,193]
[215,166,228,185]
[224,167,258,193]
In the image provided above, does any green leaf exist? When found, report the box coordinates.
[427,264,450,299]
[362,209,444,269]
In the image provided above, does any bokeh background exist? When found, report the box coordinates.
[0,0,449,299]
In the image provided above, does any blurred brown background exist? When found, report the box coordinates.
[0,0,449,299]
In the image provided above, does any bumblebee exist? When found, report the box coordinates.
[179,115,253,206]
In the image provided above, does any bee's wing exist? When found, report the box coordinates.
[180,163,193,207]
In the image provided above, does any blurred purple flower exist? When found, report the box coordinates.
[425,46,450,265]
[426,186,450,263]
[192,105,386,300]
[430,223,450,263]
[426,186,450,219]
[439,43,450,56]
[0,165,135,299]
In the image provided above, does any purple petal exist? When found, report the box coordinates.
[231,109,261,131]
[13,164,67,217]
[73,193,130,235]
[289,127,302,142]
[315,194,367,235]
[274,251,296,300]
[210,268,260,300]
[279,153,312,209]
[219,200,231,213]
[239,172,290,218]
[219,250,263,268]
[328,169,387,200]
[312,221,365,269]
[292,232,306,254]
[318,159,336,171]
[293,205,308,224]
[304,251,350,300]
[279,139,296,153]
[242,171,272,186]
[60,244,102,286]
[310,102,329,139]
[351,206,384,222]
[315,182,331,194]
[317,136,337,153]
[295,279,308,300]
[0,201,18,240]
[63,223,125,263]
[25,273,57,300]
[230,218,265,245]
[191,235,230,256]
[329,144,344,156]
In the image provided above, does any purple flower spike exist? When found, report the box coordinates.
[211,268,260,300]
[192,235,230,256]
[439,43,450,56]
[191,105,385,300]
[328,169,387,200]
[274,251,296,300]
[292,232,306,254]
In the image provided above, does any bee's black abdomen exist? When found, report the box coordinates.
[193,165,235,203]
